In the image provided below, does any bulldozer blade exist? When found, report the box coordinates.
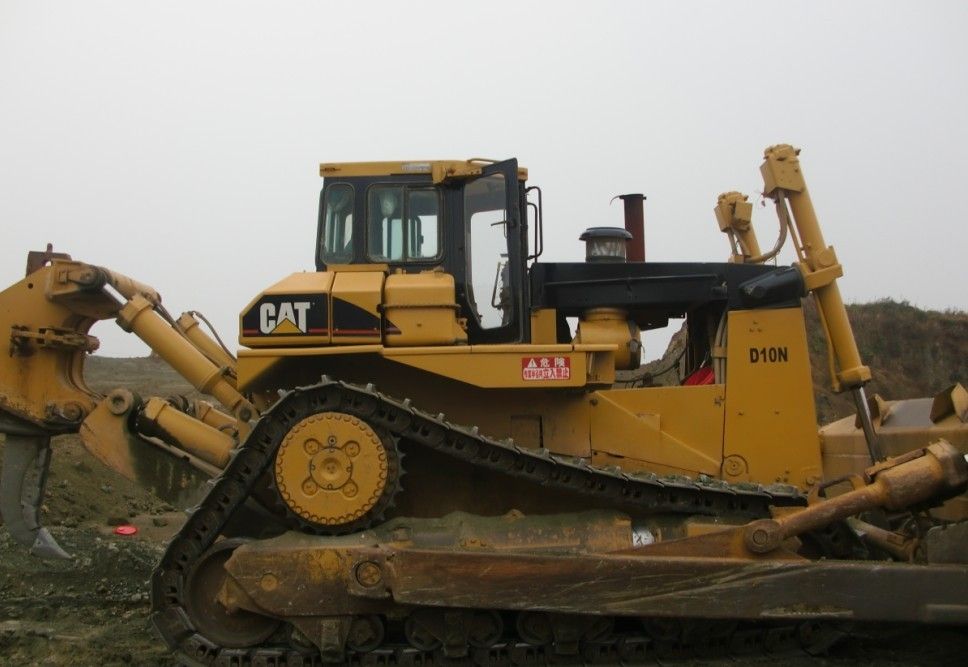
[0,434,70,559]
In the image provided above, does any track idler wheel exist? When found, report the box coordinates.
[641,617,683,644]
[404,611,443,652]
[517,612,613,655]
[184,539,281,648]
[468,610,504,648]
[516,611,553,647]
[347,615,385,653]
[403,608,504,658]
[797,620,849,655]
[273,411,401,533]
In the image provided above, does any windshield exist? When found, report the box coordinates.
[367,185,441,262]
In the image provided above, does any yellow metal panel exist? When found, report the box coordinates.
[510,415,542,448]
[385,348,589,389]
[257,272,336,294]
[380,346,466,356]
[723,308,822,487]
[237,346,385,393]
[324,263,390,273]
[331,271,384,344]
[0,265,101,426]
[241,344,574,357]
[238,272,334,348]
[237,348,593,457]
[820,397,968,520]
[320,160,479,179]
[239,343,587,361]
[573,308,640,370]
[468,344,575,354]
[319,160,528,183]
[239,345,384,359]
[238,343,615,392]
[530,309,558,344]
[590,386,724,477]
[383,272,467,346]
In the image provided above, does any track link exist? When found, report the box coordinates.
[151,378,808,666]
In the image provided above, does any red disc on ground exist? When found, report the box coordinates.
[113,525,138,536]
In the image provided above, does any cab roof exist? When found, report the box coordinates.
[319,159,528,184]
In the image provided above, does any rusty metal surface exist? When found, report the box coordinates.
[219,442,968,629]
[222,510,637,617]
[618,193,646,262]
[383,549,968,623]
[224,529,968,624]
[769,441,968,550]
[24,245,71,276]
[624,441,968,560]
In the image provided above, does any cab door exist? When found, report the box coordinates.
[458,159,525,344]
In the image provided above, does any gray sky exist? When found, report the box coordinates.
[2,1,966,358]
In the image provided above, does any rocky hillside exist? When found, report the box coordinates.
[805,299,968,423]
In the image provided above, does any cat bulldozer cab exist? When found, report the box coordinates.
[315,159,528,344]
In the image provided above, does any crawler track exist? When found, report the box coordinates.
[151,378,809,666]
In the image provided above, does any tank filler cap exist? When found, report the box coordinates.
[579,227,633,263]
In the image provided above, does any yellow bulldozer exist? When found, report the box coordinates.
[1,145,967,664]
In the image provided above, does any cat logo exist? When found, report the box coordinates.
[259,301,311,334]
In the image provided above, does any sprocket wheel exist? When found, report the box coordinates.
[272,411,402,533]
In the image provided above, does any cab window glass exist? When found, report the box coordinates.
[463,173,509,329]
[320,184,354,264]
[367,186,440,262]
[408,189,439,259]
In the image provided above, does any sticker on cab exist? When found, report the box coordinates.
[521,356,571,381]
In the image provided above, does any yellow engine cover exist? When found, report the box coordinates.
[239,272,334,347]
[383,271,467,346]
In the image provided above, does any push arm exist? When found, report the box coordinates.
[759,145,881,460]
[759,144,871,390]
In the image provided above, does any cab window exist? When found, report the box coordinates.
[319,184,355,264]
[463,173,510,329]
[367,186,440,262]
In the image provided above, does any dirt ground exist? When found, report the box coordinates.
[1,357,967,666]
[0,357,189,666]
[0,431,183,665]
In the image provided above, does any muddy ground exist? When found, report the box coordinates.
[1,357,966,666]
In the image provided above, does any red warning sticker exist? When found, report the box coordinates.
[521,355,571,381]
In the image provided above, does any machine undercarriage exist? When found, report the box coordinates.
[150,380,967,665]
